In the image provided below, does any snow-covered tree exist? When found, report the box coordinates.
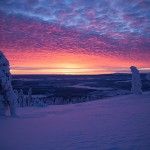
[14,89,19,104]
[18,89,25,107]
[130,66,142,95]
[14,90,19,98]
[0,51,17,117]
[26,88,32,106]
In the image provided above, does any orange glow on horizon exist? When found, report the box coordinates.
[4,51,149,75]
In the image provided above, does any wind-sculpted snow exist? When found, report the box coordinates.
[0,92,150,150]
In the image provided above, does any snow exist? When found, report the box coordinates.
[68,85,113,90]
[0,92,150,150]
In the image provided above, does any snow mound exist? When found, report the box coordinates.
[0,92,150,150]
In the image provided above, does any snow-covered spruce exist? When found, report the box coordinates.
[18,89,25,107]
[27,88,32,106]
[130,66,142,95]
[0,51,17,117]
[15,88,47,107]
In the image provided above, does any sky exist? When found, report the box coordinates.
[0,0,150,74]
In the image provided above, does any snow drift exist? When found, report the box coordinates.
[0,92,150,150]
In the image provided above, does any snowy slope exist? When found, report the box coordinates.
[0,93,150,150]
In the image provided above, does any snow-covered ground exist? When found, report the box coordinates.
[0,92,150,150]
[68,84,113,90]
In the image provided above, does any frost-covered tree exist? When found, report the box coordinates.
[130,66,142,95]
[16,88,46,107]
[0,51,17,117]
[33,97,47,107]
[27,88,32,106]
[14,89,19,103]
[18,89,25,107]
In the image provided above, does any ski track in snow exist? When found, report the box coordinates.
[0,92,150,150]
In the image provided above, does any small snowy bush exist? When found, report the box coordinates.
[15,89,47,107]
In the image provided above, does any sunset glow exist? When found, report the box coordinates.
[7,51,149,75]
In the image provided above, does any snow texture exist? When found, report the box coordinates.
[0,92,150,150]
[130,66,142,95]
